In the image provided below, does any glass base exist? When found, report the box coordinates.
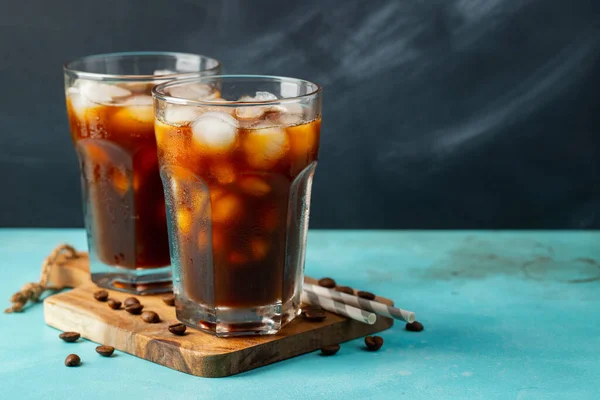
[91,265,172,295]
[176,298,301,337]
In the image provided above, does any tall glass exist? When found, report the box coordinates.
[64,52,221,294]
[152,75,322,336]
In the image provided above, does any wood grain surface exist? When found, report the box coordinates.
[43,253,394,377]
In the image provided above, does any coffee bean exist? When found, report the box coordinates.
[59,332,80,343]
[301,305,322,313]
[125,303,144,315]
[318,277,336,288]
[365,335,384,351]
[406,321,424,332]
[168,323,187,336]
[303,308,326,322]
[141,311,160,323]
[124,297,140,307]
[107,299,121,310]
[357,291,376,300]
[95,345,115,357]
[335,286,354,295]
[64,354,81,367]
[162,294,175,307]
[320,344,340,356]
[93,290,109,302]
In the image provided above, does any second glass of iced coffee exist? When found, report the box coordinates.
[153,75,322,336]
[64,52,221,294]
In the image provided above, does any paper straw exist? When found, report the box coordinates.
[301,291,376,325]
[304,283,415,323]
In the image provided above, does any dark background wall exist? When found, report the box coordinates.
[1,0,599,229]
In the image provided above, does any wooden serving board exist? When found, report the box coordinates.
[43,252,394,377]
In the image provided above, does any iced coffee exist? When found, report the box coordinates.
[153,76,322,335]
[64,52,221,293]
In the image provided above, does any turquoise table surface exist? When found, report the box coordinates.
[1,229,599,399]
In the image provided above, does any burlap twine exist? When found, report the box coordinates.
[4,244,79,313]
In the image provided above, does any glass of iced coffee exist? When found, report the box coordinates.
[152,75,322,336]
[64,52,221,294]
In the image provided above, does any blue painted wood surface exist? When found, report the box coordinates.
[0,229,598,399]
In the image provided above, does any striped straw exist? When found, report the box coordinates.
[304,283,415,323]
[301,291,377,325]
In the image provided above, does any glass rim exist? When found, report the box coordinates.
[152,74,323,107]
[63,51,222,82]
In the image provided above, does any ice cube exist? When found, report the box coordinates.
[243,124,289,168]
[123,95,153,106]
[235,106,266,120]
[211,194,241,224]
[235,91,278,120]
[254,92,277,101]
[170,83,216,100]
[280,102,303,114]
[154,120,170,147]
[164,105,203,125]
[277,112,304,126]
[210,163,236,184]
[83,141,110,164]
[237,95,255,102]
[287,120,319,158]
[124,107,153,124]
[67,81,132,120]
[78,80,132,104]
[238,92,278,102]
[111,103,154,127]
[154,69,177,76]
[254,91,278,101]
[239,176,271,196]
[110,95,155,125]
[268,102,304,126]
[66,87,93,120]
[191,111,239,152]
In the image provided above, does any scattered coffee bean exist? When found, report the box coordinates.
[64,354,81,367]
[320,344,340,356]
[301,305,321,314]
[357,291,376,300]
[162,294,175,307]
[365,335,384,351]
[125,303,144,315]
[93,290,109,302]
[107,299,121,310]
[59,332,80,343]
[168,323,187,336]
[406,321,424,332]
[95,345,115,357]
[303,308,326,322]
[318,277,336,288]
[124,297,140,307]
[141,311,160,323]
[335,286,354,295]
